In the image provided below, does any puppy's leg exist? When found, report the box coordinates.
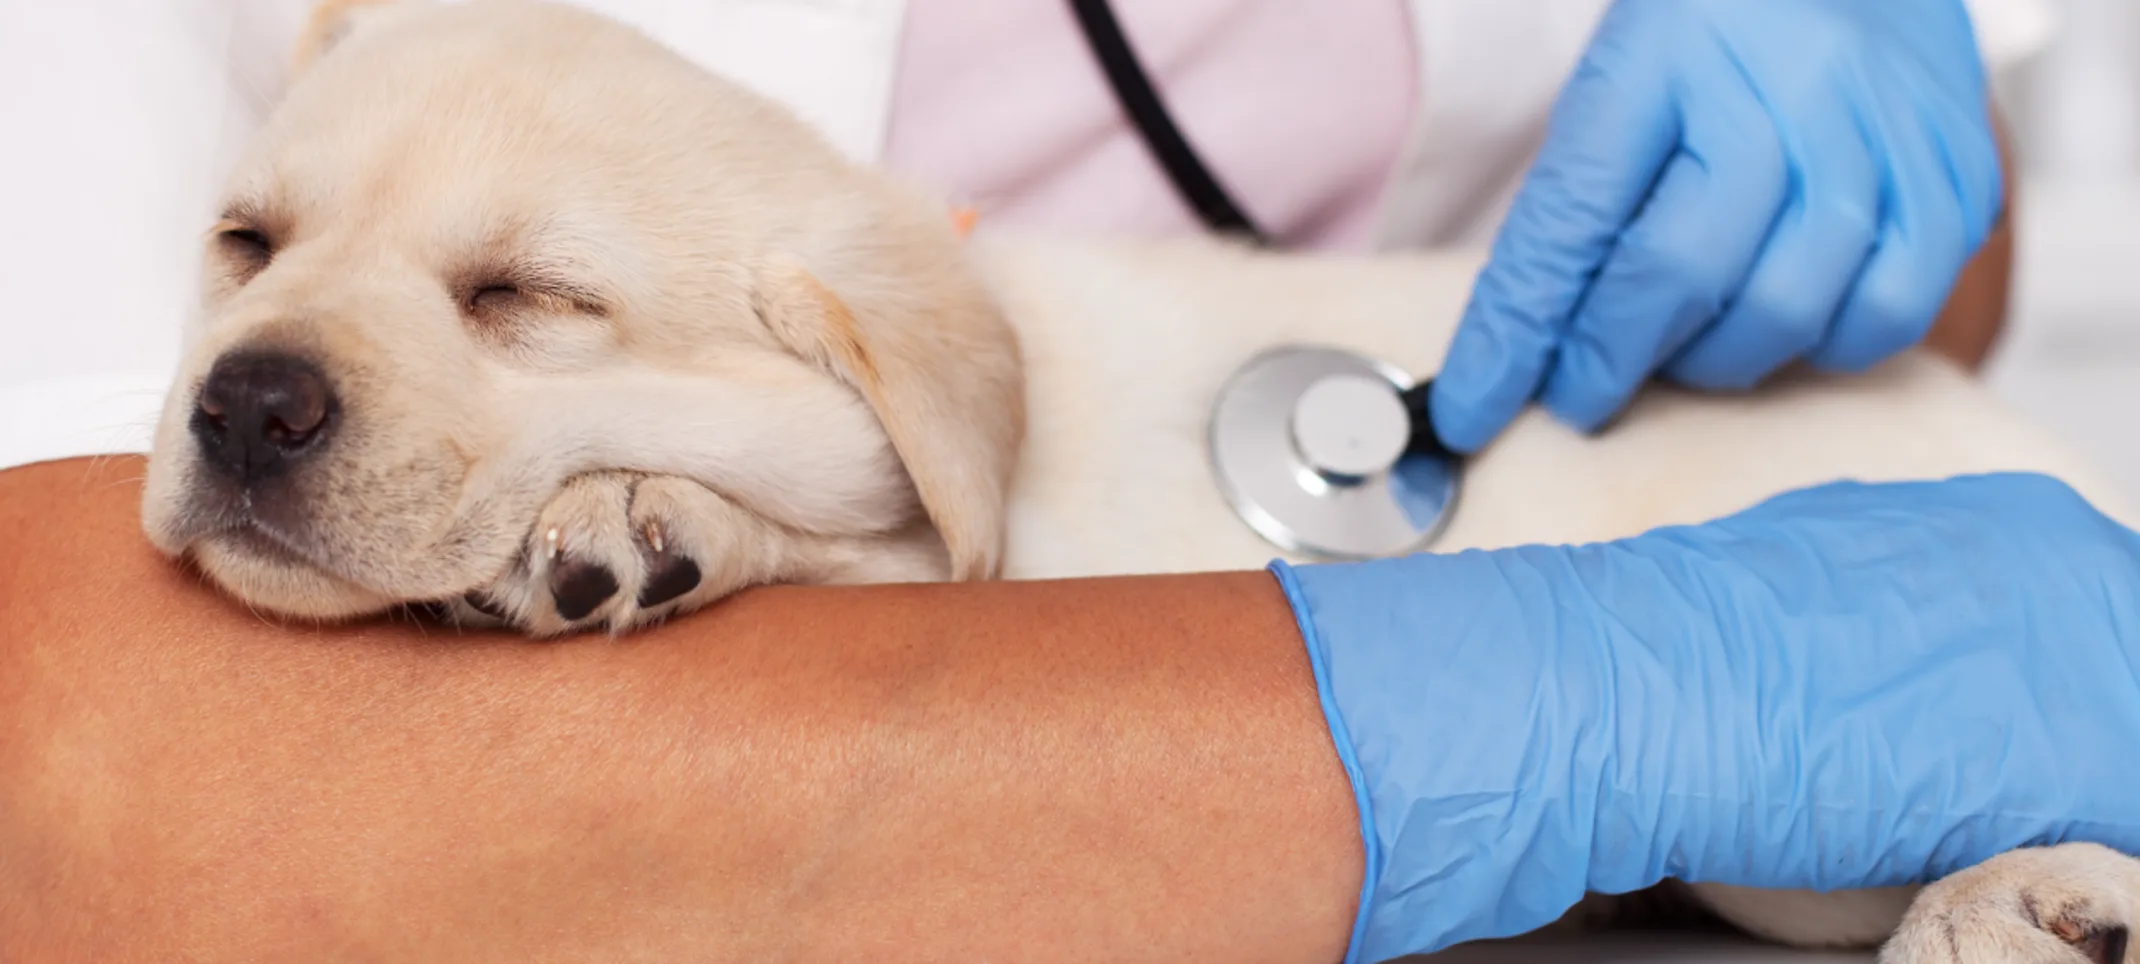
[620,476,947,618]
[455,472,944,637]
[1882,843,2140,964]
[1686,882,1919,949]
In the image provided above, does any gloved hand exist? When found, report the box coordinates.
[1270,473,2140,963]
[1429,0,2002,455]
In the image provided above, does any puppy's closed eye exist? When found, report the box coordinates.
[456,273,609,328]
[455,276,615,370]
[212,222,276,281]
[465,283,527,315]
[456,274,617,370]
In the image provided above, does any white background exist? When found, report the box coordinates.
[1984,0,2140,502]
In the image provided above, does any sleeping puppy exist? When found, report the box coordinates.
[139,1,2140,962]
[141,0,1022,636]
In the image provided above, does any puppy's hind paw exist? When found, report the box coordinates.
[454,472,787,637]
[1882,843,2140,964]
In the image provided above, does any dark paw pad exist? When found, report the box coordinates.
[550,560,620,622]
[638,553,702,608]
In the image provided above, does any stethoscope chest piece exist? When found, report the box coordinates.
[1208,346,1461,560]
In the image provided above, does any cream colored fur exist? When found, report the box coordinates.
[137,1,2140,961]
[141,0,1018,633]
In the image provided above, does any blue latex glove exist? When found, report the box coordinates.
[1270,473,2140,963]
[1430,0,2003,454]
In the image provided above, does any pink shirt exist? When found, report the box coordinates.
[882,0,1418,252]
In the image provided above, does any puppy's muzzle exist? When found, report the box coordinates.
[189,350,339,483]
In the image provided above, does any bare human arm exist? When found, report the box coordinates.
[1921,103,2019,371]
[0,456,1362,963]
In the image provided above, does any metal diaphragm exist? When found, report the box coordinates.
[1207,345,1460,560]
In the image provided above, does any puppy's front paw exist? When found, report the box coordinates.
[456,471,784,637]
[1883,843,2140,964]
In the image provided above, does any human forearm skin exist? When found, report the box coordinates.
[0,457,1361,963]
[1921,103,2018,372]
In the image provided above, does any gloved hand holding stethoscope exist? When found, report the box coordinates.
[1104,0,2003,558]
[1428,0,2002,456]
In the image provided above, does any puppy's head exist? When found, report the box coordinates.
[141,0,1023,620]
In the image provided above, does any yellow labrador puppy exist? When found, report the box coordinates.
[138,2,2138,962]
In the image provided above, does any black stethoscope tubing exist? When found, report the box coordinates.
[1064,0,1456,463]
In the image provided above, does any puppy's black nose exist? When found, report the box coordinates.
[191,351,337,482]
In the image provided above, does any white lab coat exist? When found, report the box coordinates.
[0,0,2059,472]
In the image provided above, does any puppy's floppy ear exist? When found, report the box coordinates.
[755,255,1025,581]
[292,0,407,76]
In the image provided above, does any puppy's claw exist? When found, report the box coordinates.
[544,526,562,562]
[2048,919,2127,964]
[550,559,619,622]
